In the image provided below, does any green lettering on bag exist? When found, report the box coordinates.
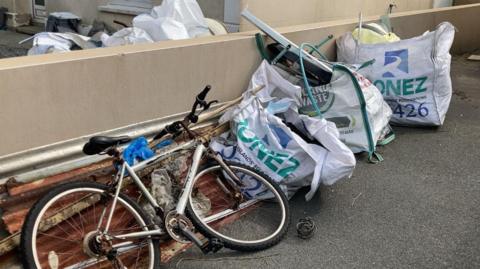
[264,154,285,172]
[374,80,386,94]
[403,78,414,95]
[237,120,255,143]
[416,76,428,93]
[236,119,300,178]
[374,76,429,96]
[278,157,301,178]
[248,140,265,159]
[386,80,401,96]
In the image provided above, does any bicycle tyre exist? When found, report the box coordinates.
[186,161,290,252]
[20,181,161,269]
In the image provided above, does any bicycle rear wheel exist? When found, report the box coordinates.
[187,162,290,251]
[20,181,160,269]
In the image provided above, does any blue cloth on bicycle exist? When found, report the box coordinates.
[155,139,173,149]
[123,137,154,166]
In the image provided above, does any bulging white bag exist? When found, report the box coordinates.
[132,0,209,41]
[255,61,392,159]
[133,15,190,41]
[152,0,210,38]
[101,27,154,47]
[212,70,355,200]
[337,22,455,126]
[28,32,96,55]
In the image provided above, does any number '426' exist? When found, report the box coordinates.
[393,103,429,118]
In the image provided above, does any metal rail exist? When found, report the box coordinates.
[0,111,215,185]
[241,9,333,74]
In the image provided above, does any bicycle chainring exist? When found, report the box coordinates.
[165,210,194,244]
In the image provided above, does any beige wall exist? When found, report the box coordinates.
[0,4,479,157]
[197,0,224,21]
[0,0,14,11]
[239,0,435,31]
[44,0,220,27]
[2,0,443,29]
[0,0,30,14]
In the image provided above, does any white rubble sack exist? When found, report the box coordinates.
[337,22,455,126]
[132,0,209,41]
[28,32,95,55]
[254,61,392,157]
[212,71,356,201]
[101,27,154,47]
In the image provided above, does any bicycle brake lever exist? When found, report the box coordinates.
[204,100,219,110]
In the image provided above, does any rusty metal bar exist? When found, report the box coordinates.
[0,113,217,185]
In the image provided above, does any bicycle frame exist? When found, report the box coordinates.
[100,139,204,240]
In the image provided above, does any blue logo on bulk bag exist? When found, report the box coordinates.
[268,124,292,149]
[382,49,409,78]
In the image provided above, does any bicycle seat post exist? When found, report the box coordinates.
[106,147,119,156]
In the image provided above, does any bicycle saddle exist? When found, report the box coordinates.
[82,136,132,155]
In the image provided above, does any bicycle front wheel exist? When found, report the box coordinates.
[20,181,160,269]
[187,162,290,251]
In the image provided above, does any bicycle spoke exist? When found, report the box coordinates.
[37,232,80,243]
[188,164,289,247]
[26,184,157,269]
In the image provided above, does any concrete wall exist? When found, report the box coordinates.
[2,0,449,30]
[1,0,218,26]
[197,0,224,21]
[44,0,223,27]
[0,4,479,157]
[239,0,436,31]
[0,0,14,11]
[45,0,159,25]
[0,0,30,14]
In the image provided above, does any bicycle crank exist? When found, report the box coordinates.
[165,210,194,244]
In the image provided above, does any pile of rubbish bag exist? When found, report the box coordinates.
[27,0,226,55]
[211,11,455,200]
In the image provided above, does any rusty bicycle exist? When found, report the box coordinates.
[20,86,290,269]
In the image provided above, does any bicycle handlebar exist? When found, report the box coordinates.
[197,85,211,102]
[153,85,216,141]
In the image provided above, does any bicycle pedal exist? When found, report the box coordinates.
[209,238,224,253]
[201,238,224,254]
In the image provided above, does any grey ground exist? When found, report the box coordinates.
[165,57,480,269]
[0,30,31,59]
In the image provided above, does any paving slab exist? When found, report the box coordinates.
[165,56,480,269]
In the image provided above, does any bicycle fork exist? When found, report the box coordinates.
[173,143,227,253]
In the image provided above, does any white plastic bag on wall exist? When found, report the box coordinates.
[133,15,190,41]
[132,0,209,41]
[337,22,455,126]
[101,27,154,47]
[152,0,210,38]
